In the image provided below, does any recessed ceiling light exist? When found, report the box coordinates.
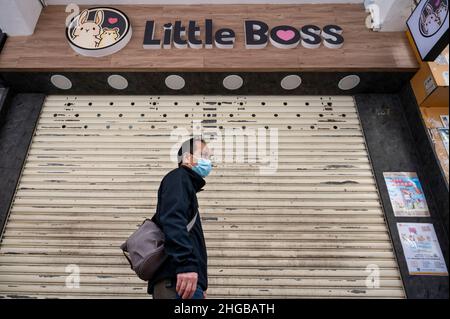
[223,75,243,90]
[165,75,185,90]
[50,75,72,90]
[281,75,302,90]
[338,75,360,90]
[107,75,128,90]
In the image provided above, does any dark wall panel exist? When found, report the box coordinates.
[0,94,45,238]
[355,92,449,299]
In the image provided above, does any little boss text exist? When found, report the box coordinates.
[143,20,344,49]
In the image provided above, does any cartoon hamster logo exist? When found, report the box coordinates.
[66,7,132,57]
[419,0,448,37]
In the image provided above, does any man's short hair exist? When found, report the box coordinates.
[177,137,206,167]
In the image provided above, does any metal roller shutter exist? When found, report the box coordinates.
[0,95,405,298]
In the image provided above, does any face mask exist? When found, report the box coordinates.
[191,157,212,178]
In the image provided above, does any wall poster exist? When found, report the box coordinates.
[397,223,448,276]
[383,172,430,217]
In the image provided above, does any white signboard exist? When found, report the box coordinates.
[397,223,448,276]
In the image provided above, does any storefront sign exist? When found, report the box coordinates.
[143,20,344,50]
[66,7,132,57]
[397,223,448,276]
[65,6,344,56]
[407,0,449,61]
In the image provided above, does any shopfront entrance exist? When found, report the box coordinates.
[0,95,405,298]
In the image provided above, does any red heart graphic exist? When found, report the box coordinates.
[108,17,118,24]
[276,30,295,41]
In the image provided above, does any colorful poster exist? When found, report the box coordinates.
[397,223,448,276]
[441,115,449,128]
[438,128,449,155]
[383,172,430,217]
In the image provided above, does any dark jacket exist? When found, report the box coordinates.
[147,165,208,294]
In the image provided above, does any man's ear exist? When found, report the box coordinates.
[187,153,195,165]
[181,152,192,165]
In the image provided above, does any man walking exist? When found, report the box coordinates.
[148,137,213,299]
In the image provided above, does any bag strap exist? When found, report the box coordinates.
[153,211,198,232]
[187,212,198,232]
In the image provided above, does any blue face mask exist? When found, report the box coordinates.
[192,158,212,178]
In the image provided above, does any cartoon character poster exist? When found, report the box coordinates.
[383,172,430,217]
[441,115,449,128]
[397,223,448,276]
[438,128,449,154]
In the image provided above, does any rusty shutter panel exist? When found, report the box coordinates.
[0,95,405,298]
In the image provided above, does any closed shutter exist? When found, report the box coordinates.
[0,95,405,298]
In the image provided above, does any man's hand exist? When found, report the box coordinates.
[176,272,198,299]
[203,290,207,299]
